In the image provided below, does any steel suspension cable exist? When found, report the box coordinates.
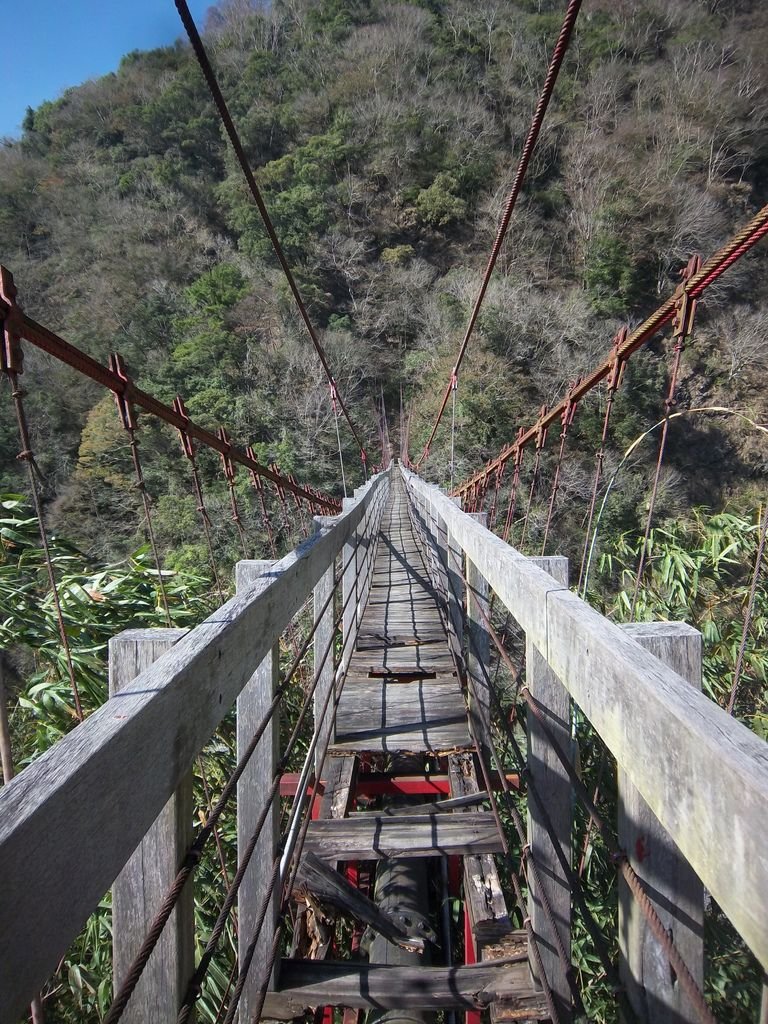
[416,0,582,467]
[174,0,369,474]
[576,330,626,593]
[501,437,524,543]
[518,411,548,552]
[174,398,226,605]
[541,385,578,556]
[0,361,84,721]
[219,427,250,559]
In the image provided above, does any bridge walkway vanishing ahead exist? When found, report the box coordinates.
[285,474,545,1021]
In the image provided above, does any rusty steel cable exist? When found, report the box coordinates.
[487,463,505,531]
[183,455,226,603]
[174,0,369,473]
[518,411,548,552]
[1,368,84,722]
[126,429,173,624]
[501,432,525,543]
[541,385,579,556]
[726,502,768,716]
[455,202,768,500]
[415,0,583,468]
[577,330,627,592]
[630,257,701,620]
[247,450,278,558]
[198,755,234,897]
[0,267,339,513]
[219,427,250,559]
[510,868,561,1024]
[109,355,173,624]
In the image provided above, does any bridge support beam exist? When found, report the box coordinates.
[236,560,281,1016]
[525,556,572,1024]
[109,628,194,1024]
[618,622,704,1024]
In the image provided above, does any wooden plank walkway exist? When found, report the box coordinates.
[331,478,472,755]
[276,478,547,1023]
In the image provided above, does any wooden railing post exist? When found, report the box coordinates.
[526,555,571,1024]
[236,560,280,1015]
[466,512,490,759]
[313,519,338,775]
[618,622,704,1024]
[109,628,193,1023]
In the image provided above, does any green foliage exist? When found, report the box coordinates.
[583,231,637,315]
[598,509,768,729]
[414,172,467,228]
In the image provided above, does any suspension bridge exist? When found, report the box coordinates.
[1,1,768,1023]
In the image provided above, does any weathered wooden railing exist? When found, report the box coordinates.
[401,465,768,1024]
[0,469,390,1023]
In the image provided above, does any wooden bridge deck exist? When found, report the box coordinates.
[276,479,548,1024]
[331,479,472,755]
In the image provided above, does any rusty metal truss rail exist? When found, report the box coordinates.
[453,201,768,500]
[0,265,340,513]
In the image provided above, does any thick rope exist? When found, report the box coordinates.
[174,0,368,469]
[416,0,582,467]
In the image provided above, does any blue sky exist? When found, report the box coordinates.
[1,0,212,138]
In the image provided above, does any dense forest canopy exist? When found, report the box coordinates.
[1,0,766,569]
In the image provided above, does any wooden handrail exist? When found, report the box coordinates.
[0,470,390,1023]
[401,465,768,972]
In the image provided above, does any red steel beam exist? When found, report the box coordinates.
[0,267,341,513]
[453,202,768,498]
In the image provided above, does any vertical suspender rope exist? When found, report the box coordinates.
[518,407,548,553]
[577,329,627,594]
[449,370,458,492]
[247,448,278,559]
[218,427,250,560]
[501,429,526,544]
[541,382,579,556]
[330,381,348,498]
[1,269,84,722]
[630,256,700,620]
[173,396,226,605]
[110,354,172,626]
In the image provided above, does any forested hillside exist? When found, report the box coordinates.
[2,0,767,571]
[2,3,768,1019]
